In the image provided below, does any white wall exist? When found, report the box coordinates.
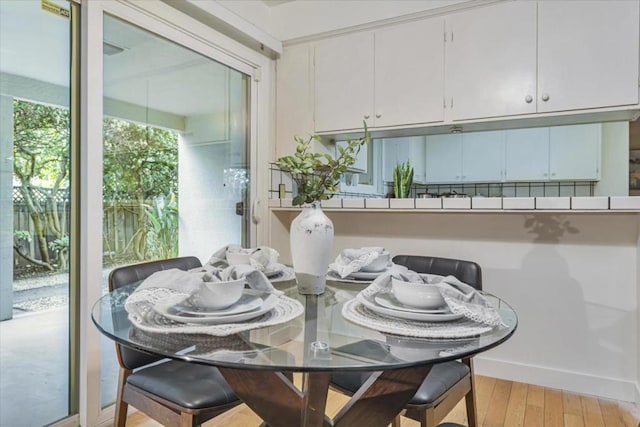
[270,210,640,402]
[178,68,247,262]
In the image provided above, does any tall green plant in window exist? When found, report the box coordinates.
[393,160,414,198]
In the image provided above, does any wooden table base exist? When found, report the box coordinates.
[219,365,432,427]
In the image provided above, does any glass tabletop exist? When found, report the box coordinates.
[92,279,517,372]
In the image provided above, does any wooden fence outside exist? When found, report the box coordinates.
[12,187,143,266]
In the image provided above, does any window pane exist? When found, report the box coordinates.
[100,14,250,407]
[0,1,74,425]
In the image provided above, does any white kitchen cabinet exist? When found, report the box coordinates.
[314,32,374,133]
[505,124,601,182]
[425,134,462,183]
[314,18,445,133]
[549,124,601,181]
[461,131,505,182]
[445,0,639,121]
[445,1,537,121]
[426,132,505,184]
[537,1,639,113]
[374,19,444,127]
[505,128,550,181]
[382,137,426,183]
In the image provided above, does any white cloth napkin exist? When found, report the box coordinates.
[360,270,501,326]
[124,266,282,322]
[208,244,280,272]
[329,246,386,278]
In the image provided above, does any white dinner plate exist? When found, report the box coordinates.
[154,291,279,325]
[176,294,263,316]
[358,292,463,322]
[326,271,374,284]
[374,293,450,314]
[347,268,391,280]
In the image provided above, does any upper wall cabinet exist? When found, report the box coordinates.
[445,2,537,121]
[446,1,639,121]
[537,1,639,113]
[314,18,445,133]
[315,32,374,133]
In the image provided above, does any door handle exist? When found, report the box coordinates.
[251,198,261,224]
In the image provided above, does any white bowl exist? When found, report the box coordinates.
[361,251,391,272]
[391,277,445,309]
[190,278,245,309]
[226,251,252,265]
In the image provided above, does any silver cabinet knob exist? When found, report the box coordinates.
[375,113,382,118]
[525,95,533,103]
[541,93,550,102]
[364,113,370,119]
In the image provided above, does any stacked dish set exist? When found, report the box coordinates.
[341,266,503,338]
[123,246,304,336]
[356,275,464,322]
[210,245,295,282]
[328,247,394,282]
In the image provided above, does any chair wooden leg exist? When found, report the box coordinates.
[463,358,478,427]
[179,412,195,427]
[391,415,402,427]
[115,367,131,427]
[421,407,435,427]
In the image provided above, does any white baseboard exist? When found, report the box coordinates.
[475,356,638,403]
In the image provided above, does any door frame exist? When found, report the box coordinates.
[79,1,273,425]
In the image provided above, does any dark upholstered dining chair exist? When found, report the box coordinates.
[108,256,241,427]
[330,255,483,427]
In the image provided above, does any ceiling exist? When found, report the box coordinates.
[0,1,239,119]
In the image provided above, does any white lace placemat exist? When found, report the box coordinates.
[341,298,496,338]
[128,294,304,337]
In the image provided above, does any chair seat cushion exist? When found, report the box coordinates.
[127,360,238,409]
[331,361,469,406]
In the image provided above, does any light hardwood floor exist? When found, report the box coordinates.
[125,375,639,427]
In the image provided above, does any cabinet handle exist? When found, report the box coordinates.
[375,113,382,118]
[543,173,548,177]
[364,113,370,119]
[541,93,550,102]
[525,95,533,103]
[551,172,556,177]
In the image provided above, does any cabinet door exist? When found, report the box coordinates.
[382,137,426,183]
[426,134,462,183]
[314,32,374,133]
[461,131,505,182]
[375,18,445,127]
[549,124,601,181]
[505,128,550,181]
[538,1,639,113]
[445,1,537,121]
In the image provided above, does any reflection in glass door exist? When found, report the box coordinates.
[0,0,77,425]
[100,14,251,406]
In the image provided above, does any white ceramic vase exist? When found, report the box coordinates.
[290,201,334,294]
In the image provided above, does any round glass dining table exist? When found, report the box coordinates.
[92,279,517,427]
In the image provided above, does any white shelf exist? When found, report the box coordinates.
[270,196,640,213]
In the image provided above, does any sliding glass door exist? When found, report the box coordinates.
[100,14,251,406]
[0,0,77,425]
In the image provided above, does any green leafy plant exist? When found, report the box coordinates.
[393,160,414,198]
[144,193,179,259]
[277,122,370,206]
